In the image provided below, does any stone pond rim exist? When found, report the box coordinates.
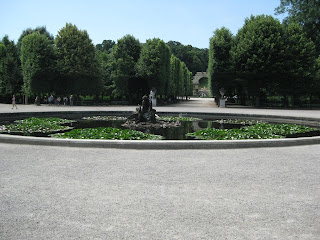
[1,110,320,149]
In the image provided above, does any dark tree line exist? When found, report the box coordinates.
[208,13,320,107]
[0,24,194,104]
[167,41,208,75]
[98,35,193,104]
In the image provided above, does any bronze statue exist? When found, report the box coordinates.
[128,94,156,123]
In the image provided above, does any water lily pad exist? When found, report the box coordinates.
[0,117,75,135]
[187,123,316,140]
[51,127,163,140]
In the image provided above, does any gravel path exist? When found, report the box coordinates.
[1,98,320,239]
[1,144,320,239]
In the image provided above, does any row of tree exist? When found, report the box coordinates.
[98,35,193,103]
[167,41,208,74]
[0,24,193,104]
[208,14,320,106]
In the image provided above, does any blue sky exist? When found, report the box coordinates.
[0,0,285,49]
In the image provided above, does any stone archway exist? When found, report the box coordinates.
[193,72,208,94]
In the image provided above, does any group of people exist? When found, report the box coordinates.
[46,95,74,106]
[11,94,74,109]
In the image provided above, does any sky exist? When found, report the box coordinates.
[0,0,285,49]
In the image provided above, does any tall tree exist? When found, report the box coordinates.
[231,15,285,106]
[179,62,188,98]
[55,23,102,95]
[280,22,317,103]
[315,56,320,94]
[208,27,234,97]
[168,54,179,97]
[97,50,114,96]
[169,54,192,99]
[275,0,320,53]
[0,36,22,98]
[21,32,55,96]
[109,35,141,99]
[136,38,171,96]
[187,71,194,96]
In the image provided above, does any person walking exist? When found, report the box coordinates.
[63,96,68,105]
[12,95,18,109]
[57,96,61,105]
[70,95,74,106]
[48,95,54,106]
[35,96,40,106]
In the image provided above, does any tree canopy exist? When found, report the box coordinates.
[21,32,55,95]
[2,11,319,107]
[109,35,141,99]
[55,23,102,95]
[275,0,320,53]
[136,38,171,95]
[208,27,234,97]
[0,36,22,98]
[167,41,208,74]
[17,26,54,56]
[96,40,116,53]
[281,22,317,99]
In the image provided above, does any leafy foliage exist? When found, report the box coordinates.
[168,54,180,96]
[275,0,320,53]
[136,38,171,95]
[208,27,234,97]
[51,127,163,140]
[17,26,54,56]
[167,41,208,75]
[55,23,103,95]
[208,14,319,106]
[96,40,115,53]
[187,123,316,140]
[231,15,285,100]
[0,36,22,97]
[168,54,193,97]
[21,32,55,95]
[109,35,141,99]
[281,22,317,99]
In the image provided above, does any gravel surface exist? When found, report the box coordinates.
[1,98,320,239]
[1,143,320,239]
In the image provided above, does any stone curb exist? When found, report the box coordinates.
[1,134,320,149]
[1,111,320,149]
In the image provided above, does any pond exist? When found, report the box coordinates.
[1,116,320,140]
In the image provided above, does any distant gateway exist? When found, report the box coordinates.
[193,72,208,94]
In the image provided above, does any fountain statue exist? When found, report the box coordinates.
[123,94,180,131]
[127,95,157,123]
